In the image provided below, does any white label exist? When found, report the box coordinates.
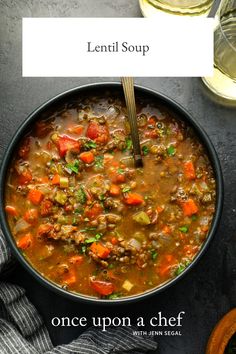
[22,18,214,77]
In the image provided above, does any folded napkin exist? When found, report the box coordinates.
[0,229,157,354]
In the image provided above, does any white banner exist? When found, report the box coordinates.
[22,18,214,77]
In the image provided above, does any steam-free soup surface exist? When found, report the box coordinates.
[5,94,216,299]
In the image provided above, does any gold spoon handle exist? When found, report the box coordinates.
[121,77,143,168]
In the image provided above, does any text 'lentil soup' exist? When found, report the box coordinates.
[5,92,216,299]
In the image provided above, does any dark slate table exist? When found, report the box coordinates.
[1,1,236,353]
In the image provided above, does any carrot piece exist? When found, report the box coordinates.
[109,184,121,196]
[181,198,199,216]
[17,233,33,250]
[184,161,196,180]
[38,176,49,183]
[157,206,164,213]
[90,278,114,296]
[90,242,111,259]
[52,174,60,185]
[79,151,95,164]
[28,189,44,205]
[68,125,83,135]
[157,254,177,277]
[24,209,38,224]
[162,225,171,235]
[69,255,84,265]
[63,269,77,285]
[124,193,144,205]
[5,205,18,217]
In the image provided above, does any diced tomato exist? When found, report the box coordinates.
[90,278,114,296]
[109,184,121,196]
[37,223,53,237]
[145,130,159,139]
[157,254,178,277]
[18,137,30,159]
[124,193,144,205]
[40,200,53,217]
[63,269,77,286]
[68,125,83,135]
[181,198,199,216]
[79,151,95,164]
[86,121,109,144]
[162,225,171,235]
[28,189,44,205]
[69,255,84,265]
[157,206,164,213]
[17,233,33,250]
[5,205,18,217]
[111,170,126,184]
[85,203,103,219]
[57,135,81,157]
[148,117,156,125]
[111,237,118,245]
[18,169,32,185]
[51,174,60,185]
[184,161,196,180]
[24,209,38,224]
[90,242,111,259]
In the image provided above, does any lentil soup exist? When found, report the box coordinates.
[4,92,216,299]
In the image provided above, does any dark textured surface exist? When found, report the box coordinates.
[0,1,236,354]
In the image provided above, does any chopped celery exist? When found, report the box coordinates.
[60,177,69,188]
[55,191,67,205]
[132,211,151,225]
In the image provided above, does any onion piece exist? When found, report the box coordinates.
[128,238,141,250]
[14,218,31,234]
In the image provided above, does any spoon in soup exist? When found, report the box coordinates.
[121,77,143,168]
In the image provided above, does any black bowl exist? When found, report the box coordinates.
[0,82,224,304]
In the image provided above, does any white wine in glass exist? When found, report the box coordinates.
[139,0,214,17]
[202,0,236,101]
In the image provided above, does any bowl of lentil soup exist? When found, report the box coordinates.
[0,83,223,303]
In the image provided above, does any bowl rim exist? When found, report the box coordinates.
[0,81,224,305]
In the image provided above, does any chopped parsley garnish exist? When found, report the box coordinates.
[77,187,87,204]
[175,260,191,276]
[125,138,133,150]
[66,160,80,174]
[84,233,102,244]
[167,145,176,156]
[175,264,186,276]
[122,186,131,193]
[99,194,106,201]
[179,225,189,233]
[107,293,122,299]
[117,168,125,174]
[95,155,104,168]
[84,141,97,150]
[151,250,158,261]
[80,227,97,232]
[81,245,87,254]
[142,145,149,156]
